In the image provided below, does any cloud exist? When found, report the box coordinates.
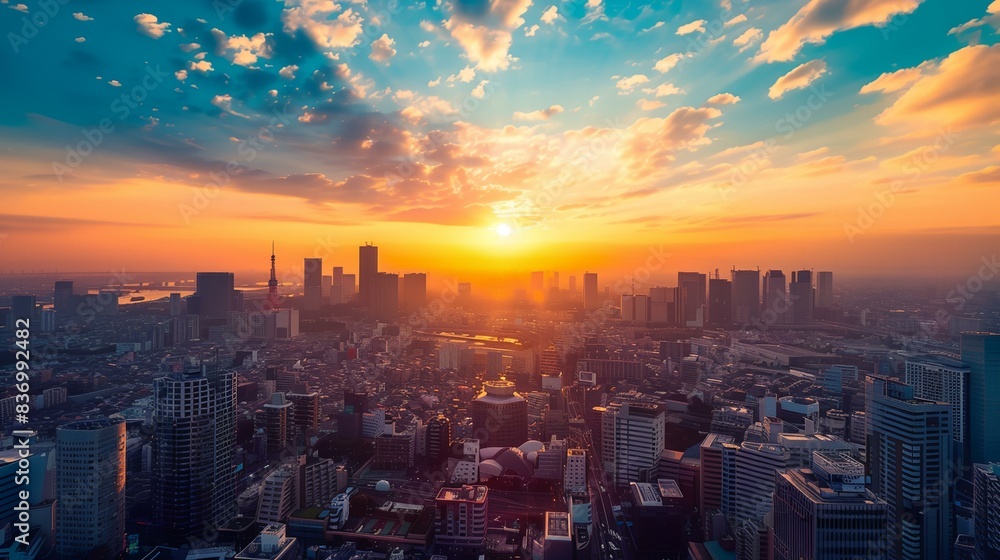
[10,4,27,13]
[108,80,122,87]
[180,42,201,52]
[637,99,665,111]
[75,37,86,43]
[447,66,476,83]
[796,146,829,159]
[706,92,741,105]
[189,60,214,73]
[654,53,692,73]
[175,69,188,81]
[73,12,93,21]
[279,64,299,79]
[948,1,1000,36]
[859,65,928,94]
[134,13,171,39]
[370,33,396,63]
[211,29,273,67]
[619,105,723,176]
[874,44,1000,131]
[525,24,539,36]
[616,74,649,94]
[676,19,707,35]
[756,0,923,63]
[589,95,599,106]
[541,5,560,24]
[428,77,442,87]
[733,27,762,52]
[582,0,606,24]
[471,80,490,99]
[725,14,747,27]
[212,94,250,118]
[282,0,364,49]
[642,21,665,33]
[513,105,564,121]
[768,59,827,99]
[442,0,532,71]
[641,82,683,97]
[418,40,430,48]
[957,166,1000,185]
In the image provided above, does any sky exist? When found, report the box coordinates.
[1,0,999,283]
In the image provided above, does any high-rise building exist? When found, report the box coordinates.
[331,266,344,304]
[435,485,488,551]
[568,275,577,294]
[426,414,452,465]
[788,270,814,325]
[677,272,706,327]
[583,272,599,310]
[816,271,834,317]
[565,448,588,494]
[341,273,356,302]
[731,269,760,326]
[531,271,545,296]
[263,392,292,458]
[633,294,649,322]
[358,244,378,307]
[973,462,1000,560]
[372,272,399,322]
[771,452,888,560]
[471,381,527,448]
[961,332,1000,465]
[602,402,664,486]
[152,366,236,543]
[866,375,952,560]
[53,280,74,313]
[402,273,427,315]
[762,270,787,325]
[621,294,635,322]
[905,354,970,468]
[649,286,678,324]
[195,272,236,321]
[11,295,36,322]
[699,433,737,540]
[169,292,183,316]
[303,258,323,311]
[734,441,789,524]
[256,463,298,525]
[287,387,320,437]
[56,417,127,560]
[708,277,732,327]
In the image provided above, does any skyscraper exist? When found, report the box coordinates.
[342,273,356,302]
[699,433,737,539]
[649,286,678,324]
[708,277,732,327]
[866,375,952,560]
[426,414,452,466]
[973,462,1000,560]
[471,381,527,447]
[152,365,236,543]
[303,257,323,311]
[816,271,834,318]
[771,452,888,560]
[762,270,786,325]
[195,272,235,321]
[11,294,36,322]
[677,272,707,327]
[402,273,427,315]
[331,266,344,304]
[583,272,599,310]
[263,392,291,458]
[56,417,127,560]
[602,402,664,487]
[53,280,74,313]
[788,270,814,325]
[359,244,378,308]
[905,354,970,469]
[961,332,1000,465]
[731,269,760,326]
[372,272,399,322]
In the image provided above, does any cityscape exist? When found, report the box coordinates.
[2,1,1000,560]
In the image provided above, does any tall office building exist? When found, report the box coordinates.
[56,417,127,560]
[973,462,1000,560]
[583,272,599,310]
[621,294,635,322]
[435,485,488,551]
[152,366,236,543]
[564,449,588,494]
[331,266,344,304]
[568,275,576,294]
[169,292,183,316]
[195,272,236,321]
[866,375,952,560]
[633,294,649,322]
[342,273,356,302]
[708,277,732,327]
[426,414,452,465]
[303,258,323,311]
[772,452,888,560]
[471,381,527,448]
[677,272,706,327]
[788,270,814,325]
[649,286,677,324]
[602,402,664,487]
[762,270,787,325]
[53,280,74,313]
[731,269,760,326]
[287,386,320,437]
[372,272,399,322]
[816,271,834,318]
[905,354,970,468]
[699,433,737,539]
[358,244,378,308]
[734,441,789,524]
[961,332,1000,465]
[263,392,292,458]
[11,295,36,322]
[402,273,427,315]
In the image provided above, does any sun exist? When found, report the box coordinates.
[496,223,513,237]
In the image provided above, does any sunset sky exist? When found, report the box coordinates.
[2,0,998,282]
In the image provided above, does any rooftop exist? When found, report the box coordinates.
[436,485,488,503]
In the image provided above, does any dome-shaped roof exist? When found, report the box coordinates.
[375,480,391,492]
[518,440,545,454]
[489,447,533,479]
[479,446,506,461]
[479,459,503,478]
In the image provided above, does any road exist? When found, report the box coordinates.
[578,428,636,560]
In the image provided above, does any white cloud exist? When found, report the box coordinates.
[370,33,396,64]
[525,24,539,36]
[733,28,763,52]
[676,19,706,35]
[73,12,94,21]
[134,13,171,38]
[654,52,692,73]
[642,21,665,33]
[768,59,828,99]
[175,70,188,81]
[211,29,273,67]
[212,94,250,118]
[447,66,476,83]
[540,5,560,24]
[471,80,490,99]
[108,80,122,87]
[637,99,665,111]
[616,73,650,93]
[706,92,741,105]
[180,42,201,52]
[282,1,364,49]
[279,65,298,79]
[75,37,86,43]
[428,77,442,87]
[725,14,747,27]
[582,0,606,24]
[513,104,564,121]
[418,40,430,48]
[642,82,683,97]
[189,60,214,73]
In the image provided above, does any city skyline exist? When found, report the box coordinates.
[2,0,998,276]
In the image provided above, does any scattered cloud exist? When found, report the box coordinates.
[134,13,171,39]
[370,33,397,64]
[768,59,828,99]
[513,105,564,121]
[676,19,707,35]
[616,74,650,93]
